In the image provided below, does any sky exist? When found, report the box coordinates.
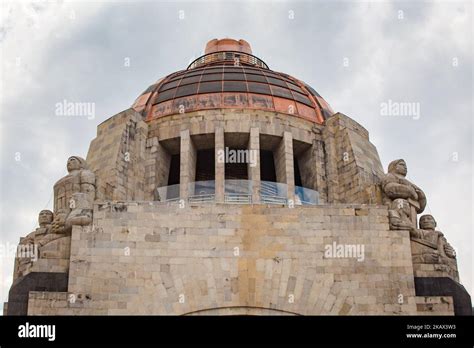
[0,0,472,309]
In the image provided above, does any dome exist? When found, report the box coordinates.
[132,39,334,124]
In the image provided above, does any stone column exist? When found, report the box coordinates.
[179,129,197,200]
[215,127,225,203]
[313,139,327,203]
[297,138,327,204]
[274,131,295,203]
[322,122,339,203]
[144,137,172,201]
[248,127,260,203]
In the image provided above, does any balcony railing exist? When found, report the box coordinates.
[260,180,288,205]
[225,180,252,204]
[189,180,215,203]
[155,180,319,205]
[187,51,269,70]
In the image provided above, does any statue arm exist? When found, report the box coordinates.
[37,233,60,247]
[80,170,96,192]
[412,184,427,213]
[437,232,456,259]
[80,170,96,205]
[383,182,417,200]
[20,231,36,245]
[410,228,424,239]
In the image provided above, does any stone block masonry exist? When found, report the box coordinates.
[26,202,436,315]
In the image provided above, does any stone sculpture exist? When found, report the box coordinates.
[13,157,96,280]
[52,156,95,234]
[410,214,457,266]
[388,198,414,231]
[382,159,426,227]
[14,210,54,279]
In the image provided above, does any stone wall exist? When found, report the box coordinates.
[85,109,385,207]
[144,137,171,201]
[415,296,454,315]
[86,108,147,201]
[297,139,327,202]
[323,113,384,204]
[27,202,427,315]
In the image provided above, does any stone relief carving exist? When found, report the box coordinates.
[388,198,414,231]
[382,159,426,227]
[52,156,95,234]
[384,160,458,279]
[410,214,457,267]
[14,210,54,278]
[14,157,96,279]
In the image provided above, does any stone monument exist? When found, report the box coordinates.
[382,159,426,227]
[4,38,470,316]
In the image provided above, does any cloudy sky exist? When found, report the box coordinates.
[0,0,472,307]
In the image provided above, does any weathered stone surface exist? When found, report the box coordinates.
[382,159,426,227]
[25,203,424,315]
[323,113,384,205]
[86,108,147,202]
[415,277,471,315]
[5,108,469,316]
[411,215,459,281]
[7,272,68,315]
[388,199,413,231]
[52,156,95,234]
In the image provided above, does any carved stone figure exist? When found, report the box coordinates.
[410,214,457,266]
[382,159,426,226]
[14,210,54,279]
[52,156,95,233]
[65,192,93,227]
[388,198,414,231]
[51,208,69,235]
[13,156,96,280]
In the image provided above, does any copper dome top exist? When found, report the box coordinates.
[133,39,333,124]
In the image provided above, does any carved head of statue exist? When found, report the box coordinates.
[391,198,410,215]
[388,159,407,177]
[67,156,87,173]
[419,214,437,230]
[38,210,53,227]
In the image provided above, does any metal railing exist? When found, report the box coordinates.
[225,180,253,204]
[260,181,288,205]
[155,180,319,206]
[187,51,269,70]
[189,180,215,203]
